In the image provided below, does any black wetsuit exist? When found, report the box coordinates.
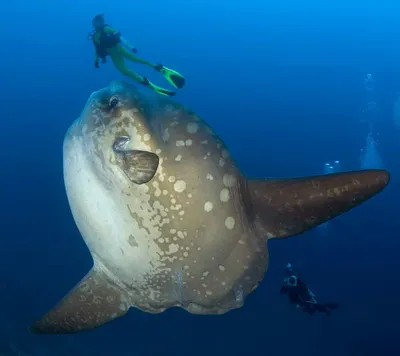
[280,275,339,315]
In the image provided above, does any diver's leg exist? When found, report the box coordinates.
[325,302,339,310]
[119,45,155,68]
[109,46,176,97]
[119,45,185,89]
[307,305,316,315]
[109,51,145,84]
[317,304,331,315]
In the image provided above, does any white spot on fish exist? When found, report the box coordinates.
[222,150,229,159]
[168,244,179,254]
[175,154,182,161]
[201,140,208,145]
[156,149,162,154]
[162,128,170,142]
[186,122,199,134]
[152,181,161,197]
[204,201,214,212]
[219,265,226,271]
[168,176,176,183]
[223,174,236,187]
[234,286,243,302]
[176,140,185,147]
[225,217,235,230]
[185,139,192,146]
[206,173,213,180]
[174,180,186,193]
[220,188,230,202]
[219,158,225,167]
[143,134,151,142]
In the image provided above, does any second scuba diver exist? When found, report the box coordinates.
[89,14,185,97]
[280,263,339,316]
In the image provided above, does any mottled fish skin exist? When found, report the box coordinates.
[64,81,266,314]
[30,81,389,334]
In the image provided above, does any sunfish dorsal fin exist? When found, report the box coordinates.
[248,169,389,239]
[30,266,130,334]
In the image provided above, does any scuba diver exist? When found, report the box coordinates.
[88,14,185,97]
[364,73,376,93]
[280,263,339,316]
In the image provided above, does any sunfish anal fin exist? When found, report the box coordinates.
[30,267,130,334]
[248,169,390,239]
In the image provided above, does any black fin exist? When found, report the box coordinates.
[156,88,176,97]
[247,170,390,239]
[30,267,130,334]
[170,74,185,89]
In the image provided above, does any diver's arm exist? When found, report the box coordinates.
[104,26,137,52]
[120,36,137,53]
[120,36,131,48]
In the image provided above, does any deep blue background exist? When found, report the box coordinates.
[1,1,399,355]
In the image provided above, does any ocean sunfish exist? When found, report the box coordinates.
[31,81,389,333]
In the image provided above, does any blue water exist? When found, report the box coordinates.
[1,1,400,355]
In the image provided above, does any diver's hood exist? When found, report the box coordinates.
[284,275,298,287]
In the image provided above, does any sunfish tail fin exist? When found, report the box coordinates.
[30,266,130,334]
[247,169,390,239]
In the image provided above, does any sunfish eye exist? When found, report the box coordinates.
[113,136,130,152]
[109,96,119,109]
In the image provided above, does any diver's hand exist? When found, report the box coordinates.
[94,61,99,68]
[132,47,138,54]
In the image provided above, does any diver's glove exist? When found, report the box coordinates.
[94,60,99,68]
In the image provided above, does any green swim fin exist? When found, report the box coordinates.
[154,64,185,89]
[142,77,176,97]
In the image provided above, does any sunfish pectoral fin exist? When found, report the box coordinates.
[30,267,130,334]
[248,169,390,239]
[116,149,159,185]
